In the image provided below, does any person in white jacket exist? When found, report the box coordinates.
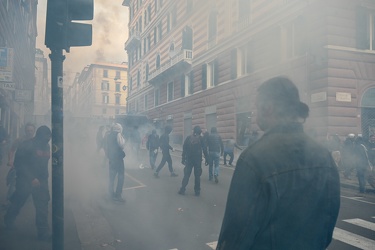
[106,123,126,202]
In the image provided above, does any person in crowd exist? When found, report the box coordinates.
[106,123,126,202]
[96,125,105,153]
[178,126,208,196]
[341,133,357,179]
[146,129,159,169]
[154,125,178,178]
[207,127,223,183]
[217,76,340,250]
[223,137,242,167]
[355,136,370,195]
[4,123,36,208]
[0,122,9,165]
[4,126,52,241]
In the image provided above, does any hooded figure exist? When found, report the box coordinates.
[106,123,126,202]
[154,125,178,178]
[4,125,52,241]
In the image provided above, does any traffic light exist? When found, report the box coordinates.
[45,0,94,52]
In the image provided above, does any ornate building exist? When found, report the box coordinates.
[123,0,375,145]
[0,0,38,139]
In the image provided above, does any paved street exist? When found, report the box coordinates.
[0,135,374,250]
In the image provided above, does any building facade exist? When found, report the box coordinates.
[72,62,128,120]
[123,0,375,145]
[0,0,38,139]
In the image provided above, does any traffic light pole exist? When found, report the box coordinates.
[49,48,65,250]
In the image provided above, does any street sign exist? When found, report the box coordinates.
[15,89,33,102]
[0,48,14,82]
[0,82,15,91]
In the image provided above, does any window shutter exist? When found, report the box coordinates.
[189,70,194,94]
[202,64,207,90]
[231,49,237,80]
[356,6,369,50]
[214,59,219,86]
[181,74,185,97]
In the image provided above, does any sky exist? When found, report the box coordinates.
[36,0,129,84]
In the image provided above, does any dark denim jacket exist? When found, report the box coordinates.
[217,123,340,250]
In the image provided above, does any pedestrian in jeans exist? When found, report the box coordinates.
[223,137,242,167]
[147,129,159,169]
[154,125,178,178]
[106,123,126,202]
[207,127,223,183]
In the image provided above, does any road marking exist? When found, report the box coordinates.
[333,228,375,250]
[123,173,146,190]
[343,218,375,232]
[206,241,217,249]
[341,195,375,205]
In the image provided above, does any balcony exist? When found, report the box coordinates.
[124,31,141,50]
[148,49,193,84]
[237,16,251,31]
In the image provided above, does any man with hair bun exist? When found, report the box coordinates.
[217,76,340,250]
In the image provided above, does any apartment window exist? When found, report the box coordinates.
[186,0,193,13]
[101,81,109,91]
[115,82,121,92]
[144,94,148,110]
[144,10,148,25]
[115,95,120,105]
[129,77,133,91]
[147,35,151,50]
[156,54,161,69]
[159,0,163,8]
[167,13,171,33]
[154,0,158,13]
[103,69,108,78]
[167,82,174,102]
[357,7,375,50]
[158,22,163,41]
[154,27,157,44]
[172,5,177,27]
[139,16,143,33]
[102,95,109,104]
[238,0,251,21]
[154,88,160,106]
[181,73,193,97]
[206,60,219,88]
[115,71,121,79]
[282,16,307,59]
[148,5,152,21]
[143,38,147,54]
[137,70,141,87]
[182,26,193,50]
[208,11,217,40]
[145,63,149,81]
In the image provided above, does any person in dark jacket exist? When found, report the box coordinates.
[355,136,370,194]
[154,125,178,178]
[207,127,224,183]
[217,76,340,250]
[146,129,159,169]
[4,126,52,241]
[341,134,357,179]
[106,123,126,202]
[178,126,208,196]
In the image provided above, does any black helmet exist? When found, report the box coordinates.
[193,126,202,135]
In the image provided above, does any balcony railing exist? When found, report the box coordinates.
[124,30,141,50]
[238,16,252,30]
[148,49,193,83]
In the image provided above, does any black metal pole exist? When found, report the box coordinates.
[49,48,65,250]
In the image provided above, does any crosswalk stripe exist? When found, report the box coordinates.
[343,218,375,232]
[206,241,217,249]
[333,227,375,250]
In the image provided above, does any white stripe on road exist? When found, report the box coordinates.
[123,173,146,190]
[341,195,375,205]
[343,218,375,232]
[206,241,217,249]
[333,227,375,250]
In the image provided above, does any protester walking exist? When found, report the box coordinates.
[223,137,242,167]
[207,127,223,183]
[4,126,52,241]
[146,129,159,169]
[217,76,340,250]
[154,125,178,178]
[106,123,126,202]
[178,126,208,196]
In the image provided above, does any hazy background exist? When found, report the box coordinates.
[36,0,129,82]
